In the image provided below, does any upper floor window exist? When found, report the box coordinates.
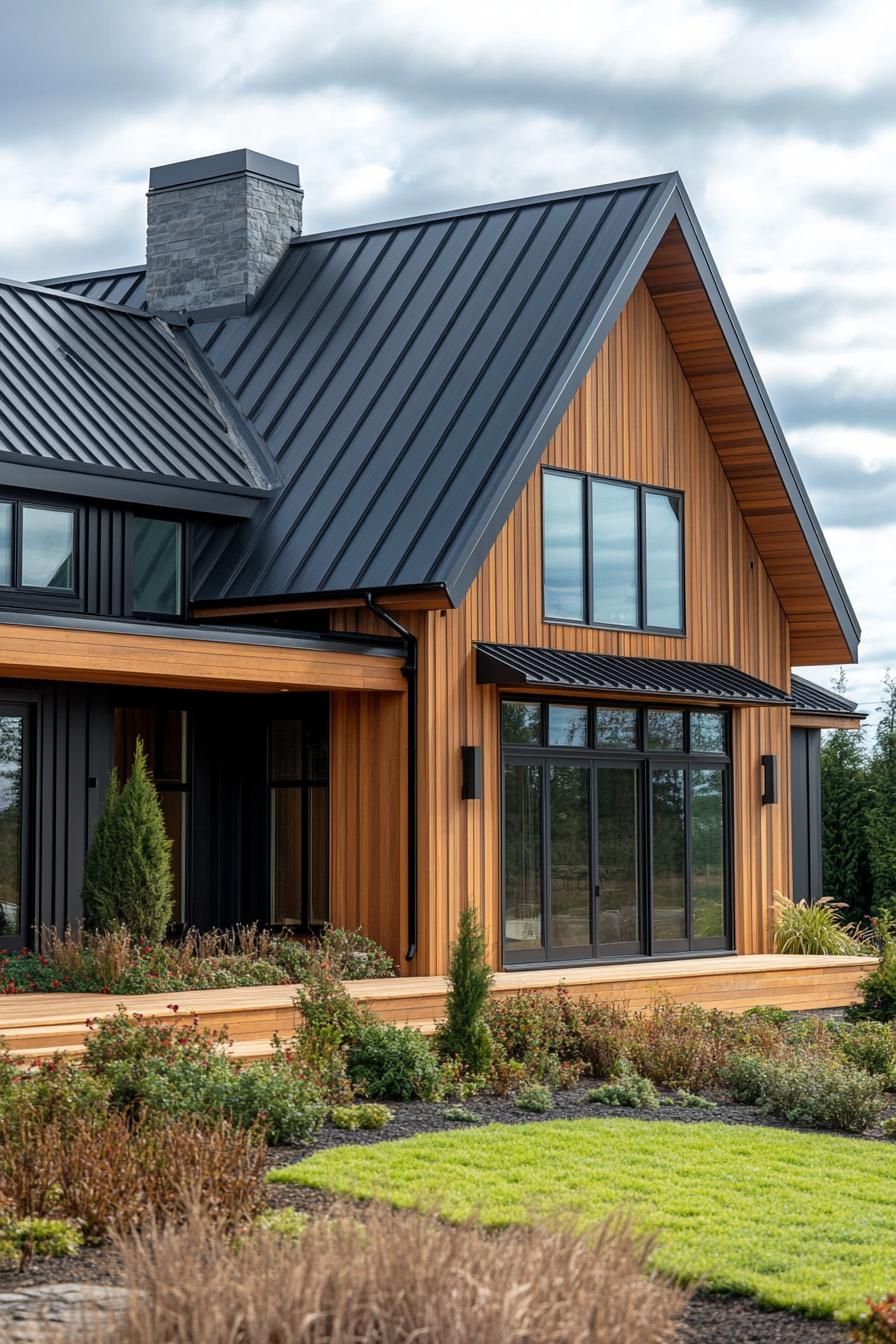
[132,517,183,617]
[543,470,683,633]
[0,502,76,592]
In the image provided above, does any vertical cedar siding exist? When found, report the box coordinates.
[336,280,791,975]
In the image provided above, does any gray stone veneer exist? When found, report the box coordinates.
[146,171,303,315]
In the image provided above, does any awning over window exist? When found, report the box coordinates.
[790,674,865,720]
[475,643,791,707]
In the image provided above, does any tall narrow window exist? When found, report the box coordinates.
[644,491,683,629]
[591,480,638,626]
[542,472,584,621]
[269,712,329,928]
[0,713,25,941]
[503,762,543,952]
[133,517,183,616]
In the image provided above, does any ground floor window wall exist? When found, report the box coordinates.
[501,699,732,966]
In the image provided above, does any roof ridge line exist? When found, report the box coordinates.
[289,172,679,246]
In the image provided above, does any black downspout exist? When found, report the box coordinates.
[364,593,417,963]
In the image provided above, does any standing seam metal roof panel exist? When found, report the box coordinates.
[790,674,866,718]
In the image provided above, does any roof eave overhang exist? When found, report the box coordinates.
[0,456,267,519]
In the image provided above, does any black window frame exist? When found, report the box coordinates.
[542,468,685,636]
[500,697,732,968]
[0,498,82,611]
[0,695,35,952]
[127,513,187,622]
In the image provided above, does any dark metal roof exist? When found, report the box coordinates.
[790,674,866,719]
[37,175,859,661]
[0,278,269,516]
[40,265,147,310]
[476,643,792,706]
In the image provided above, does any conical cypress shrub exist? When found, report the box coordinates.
[435,906,494,1076]
[80,739,174,943]
[81,766,123,933]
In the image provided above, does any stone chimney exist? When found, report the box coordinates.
[145,149,303,317]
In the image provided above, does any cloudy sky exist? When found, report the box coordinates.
[1,0,893,723]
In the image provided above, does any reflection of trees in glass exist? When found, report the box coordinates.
[501,702,541,745]
[549,765,589,946]
[691,769,725,938]
[651,769,686,939]
[597,769,639,944]
[503,763,542,947]
[0,716,23,937]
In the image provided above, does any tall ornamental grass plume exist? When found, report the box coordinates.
[772,893,870,956]
[74,1205,687,1344]
[81,738,174,944]
[435,904,494,1076]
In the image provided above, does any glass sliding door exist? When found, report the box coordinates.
[0,712,26,943]
[549,764,591,954]
[501,699,733,967]
[595,765,641,955]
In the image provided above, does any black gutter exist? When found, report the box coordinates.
[365,593,418,964]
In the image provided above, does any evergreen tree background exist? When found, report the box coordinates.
[867,673,896,917]
[820,672,872,921]
[81,738,173,943]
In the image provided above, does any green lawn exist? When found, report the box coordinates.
[271,1118,896,1321]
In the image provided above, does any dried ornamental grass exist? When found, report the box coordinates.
[76,1206,686,1344]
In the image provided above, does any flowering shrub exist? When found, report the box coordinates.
[854,1293,896,1342]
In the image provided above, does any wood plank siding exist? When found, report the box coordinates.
[0,622,407,695]
[643,221,848,666]
[336,279,793,975]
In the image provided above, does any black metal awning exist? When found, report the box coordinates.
[475,644,791,707]
[790,674,866,719]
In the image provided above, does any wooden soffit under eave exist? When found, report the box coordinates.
[642,219,852,667]
[0,623,407,694]
[791,712,864,731]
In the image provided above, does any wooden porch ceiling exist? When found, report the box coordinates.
[0,620,407,694]
[643,220,852,668]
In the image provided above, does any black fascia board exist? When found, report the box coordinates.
[194,580,451,611]
[0,607,404,659]
[438,176,682,607]
[0,455,266,518]
[667,186,861,660]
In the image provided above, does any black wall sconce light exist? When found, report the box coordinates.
[461,745,483,800]
[761,754,778,805]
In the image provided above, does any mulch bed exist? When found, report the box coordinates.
[2,1090,879,1340]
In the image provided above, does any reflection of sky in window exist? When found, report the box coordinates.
[543,473,584,620]
[592,481,638,626]
[21,509,73,588]
[645,492,682,629]
[0,504,11,587]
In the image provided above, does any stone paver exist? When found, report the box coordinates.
[0,1282,130,1342]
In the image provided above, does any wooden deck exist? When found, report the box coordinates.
[0,954,873,1063]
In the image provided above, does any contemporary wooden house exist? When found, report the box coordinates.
[0,149,863,991]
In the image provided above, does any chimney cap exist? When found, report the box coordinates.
[149,148,301,193]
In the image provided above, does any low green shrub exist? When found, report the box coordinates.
[348,1023,443,1101]
[586,1061,658,1110]
[0,1055,110,1123]
[773,894,869,956]
[252,1208,308,1243]
[435,907,494,1076]
[330,1103,393,1131]
[881,1117,896,1139]
[660,1089,716,1109]
[515,1083,553,1113]
[742,1004,791,1027]
[849,932,896,1023]
[274,925,396,982]
[442,1104,479,1123]
[0,1215,82,1264]
[836,1021,896,1086]
[724,1051,885,1133]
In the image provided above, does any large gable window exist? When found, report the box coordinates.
[543,470,683,634]
[0,501,76,594]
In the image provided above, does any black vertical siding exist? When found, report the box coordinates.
[790,726,823,905]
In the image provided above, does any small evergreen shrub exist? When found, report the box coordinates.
[724,1051,885,1132]
[435,906,494,1076]
[836,1021,896,1086]
[881,1117,896,1139]
[330,1103,393,1131]
[849,929,896,1022]
[0,1215,82,1263]
[81,740,174,943]
[348,1023,443,1101]
[773,894,868,956]
[442,1104,479,1124]
[515,1083,553,1113]
[586,1061,659,1110]
[660,1089,717,1109]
